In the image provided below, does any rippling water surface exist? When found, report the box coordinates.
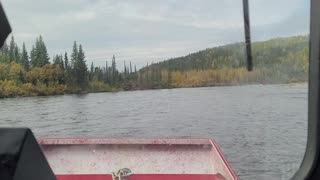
[0,84,307,179]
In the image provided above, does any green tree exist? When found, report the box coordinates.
[9,36,15,62]
[90,62,94,81]
[130,61,132,74]
[59,54,64,70]
[71,41,78,68]
[53,54,64,70]
[63,52,72,86]
[74,44,88,89]
[0,41,9,63]
[21,42,29,71]
[30,36,50,67]
[30,45,36,66]
[123,61,128,80]
[104,60,110,84]
[64,52,69,69]
[111,55,117,85]
[0,41,9,54]
[53,55,60,65]
[14,45,20,64]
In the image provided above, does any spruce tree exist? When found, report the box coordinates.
[1,41,9,54]
[90,62,94,81]
[14,45,20,63]
[53,54,60,65]
[59,54,64,70]
[30,45,36,67]
[74,44,88,89]
[9,35,15,62]
[111,55,117,85]
[105,60,109,83]
[64,52,69,69]
[30,36,50,67]
[38,35,50,66]
[21,42,29,71]
[123,61,127,79]
[71,41,78,68]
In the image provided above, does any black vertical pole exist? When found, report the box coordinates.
[242,0,253,71]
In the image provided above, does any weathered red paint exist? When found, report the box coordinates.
[39,138,238,180]
[210,139,238,180]
[38,138,211,145]
[56,174,226,180]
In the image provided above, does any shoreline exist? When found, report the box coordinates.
[0,81,308,99]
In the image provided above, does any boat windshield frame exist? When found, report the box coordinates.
[293,0,320,179]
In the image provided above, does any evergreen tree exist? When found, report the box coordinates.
[105,60,109,83]
[53,54,64,69]
[74,44,88,89]
[123,61,127,78]
[90,62,94,73]
[30,36,50,67]
[64,52,69,69]
[130,61,132,74]
[38,36,50,66]
[90,62,94,81]
[64,52,72,85]
[9,35,15,62]
[71,41,78,68]
[14,45,20,63]
[59,54,64,70]
[21,42,29,71]
[1,41,9,54]
[111,55,117,85]
[30,45,36,67]
[53,54,60,65]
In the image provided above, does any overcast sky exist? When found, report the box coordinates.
[1,0,309,68]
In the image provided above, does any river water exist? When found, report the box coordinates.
[0,84,307,179]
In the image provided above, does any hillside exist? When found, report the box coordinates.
[0,35,309,97]
[148,35,308,71]
[133,35,308,89]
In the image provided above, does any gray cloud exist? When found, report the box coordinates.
[1,0,309,68]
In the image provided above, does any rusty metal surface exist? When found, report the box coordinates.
[39,138,238,180]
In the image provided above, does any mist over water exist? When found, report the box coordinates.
[0,84,307,179]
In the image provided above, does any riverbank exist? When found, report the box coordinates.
[0,80,120,98]
[0,80,307,99]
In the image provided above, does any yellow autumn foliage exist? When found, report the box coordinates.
[159,68,265,88]
[89,81,115,92]
[0,80,21,97]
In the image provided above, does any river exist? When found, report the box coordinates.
[0,84,307,179]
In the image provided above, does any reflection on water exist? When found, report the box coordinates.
[0,84,307,179]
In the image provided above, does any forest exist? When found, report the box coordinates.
[0,35,309,98]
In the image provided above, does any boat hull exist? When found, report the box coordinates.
[39,138,238,180]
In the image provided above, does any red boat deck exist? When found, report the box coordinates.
[39,138,238,180]
[56,174,226,180]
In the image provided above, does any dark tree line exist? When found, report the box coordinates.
[0,35,142,97]
[0,34,310,97]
